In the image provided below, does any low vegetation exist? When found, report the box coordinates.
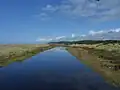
[67,47,120,87]
[51,40,120,62]
[0,44,54,67]
[65,41,120,87]
[70,43,120,61]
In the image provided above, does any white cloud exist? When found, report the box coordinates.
[42,4,58,12]
[55,36,66,40]
[36,36,66,42]
[39,12,48,17]
[36,38,53,42]
[36,28,120,42]
[89,30,105,35]
[35,12,50,21]
[72,34,75,38]
[85,28,120,40]
[81,34,86,37]
[109,28,120,33]
[41,0,120,21]
[86,28,120,40]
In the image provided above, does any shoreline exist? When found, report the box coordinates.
[0,44,54,67]
[67,46,120,87]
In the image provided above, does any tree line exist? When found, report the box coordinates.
[48,40,120,45]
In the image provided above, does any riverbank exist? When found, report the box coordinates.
[0,44,54,67]
[67,44,120,87]
[70,43,120,66]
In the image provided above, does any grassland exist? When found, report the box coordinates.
[67,43,120,87]
[70,43,120,61]
[0,44,54,67]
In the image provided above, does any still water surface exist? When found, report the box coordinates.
[0,47,119,90]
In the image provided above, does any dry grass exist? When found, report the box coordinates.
[0,44,49,56]
[0,44,53,67]
[70,43,120,51]
[70,43,120,60]
[67,46,120,87]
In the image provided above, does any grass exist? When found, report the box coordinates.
[0,44,54,67]
[67,45,120,87]
[70,43,120,60]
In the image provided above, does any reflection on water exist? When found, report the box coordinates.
[0,66,3,68]
[0,46,54,67]
[67,47,120,87]
[0,48,119,90]
[82,47,120,71]
[51,47,66,51]
[100,60,120,71]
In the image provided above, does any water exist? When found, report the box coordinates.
[0,47,119,90]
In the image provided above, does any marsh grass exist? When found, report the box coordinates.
[67,47,120,87]
[0,44,54,67]
[70,43,120,61]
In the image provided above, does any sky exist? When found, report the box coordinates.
[0,0,120,43]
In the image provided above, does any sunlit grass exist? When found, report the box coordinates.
[0,44,54,67]
[67,47,120,87]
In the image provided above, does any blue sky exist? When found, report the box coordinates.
[0,0,120,43]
